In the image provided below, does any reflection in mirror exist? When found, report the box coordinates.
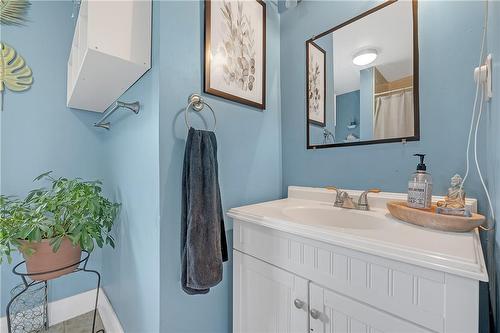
[306,0,419,148]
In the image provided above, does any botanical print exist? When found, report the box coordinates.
[219,1,256,92]
[307,42,325,126]
[205,0,265,109]
[308,55,321,120]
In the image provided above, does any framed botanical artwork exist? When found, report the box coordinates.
[204,0,266,110]
[306,41,326,127]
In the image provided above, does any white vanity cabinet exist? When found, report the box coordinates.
[233,251,309,333]
[230,187,488,333]
[308,283,432,333]
[234,249,432,333]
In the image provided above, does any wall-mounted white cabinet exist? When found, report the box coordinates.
[67,0,151,112]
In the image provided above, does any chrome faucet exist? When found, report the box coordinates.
[326,187,381,211]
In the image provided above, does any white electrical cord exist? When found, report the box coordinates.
[461,0,494,230]
[461,0,488,190]
[474,87,495,228]
[461,74,482,192]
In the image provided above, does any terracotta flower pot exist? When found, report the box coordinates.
[20,237,82,281]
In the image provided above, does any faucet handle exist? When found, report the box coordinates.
[358,188,381,211]
[325,186,345,207]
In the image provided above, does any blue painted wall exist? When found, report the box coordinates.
[0,1,105,311]
[336,90,360,142]
[99,3,161,332]
[1,2,282,331]
[486,0,500,327]
[0,5,162,333]
[2,2,498,332]
[158,1,282,332]
[281,0,487,206]
[281,2,491,330]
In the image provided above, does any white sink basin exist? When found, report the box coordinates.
[283,206,384,229]
[228,186,487,282]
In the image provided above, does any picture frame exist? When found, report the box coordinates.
[204,0,266,110]
[305,0,420,149]
[306,41,326,127]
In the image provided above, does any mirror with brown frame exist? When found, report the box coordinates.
[306,0,419,149]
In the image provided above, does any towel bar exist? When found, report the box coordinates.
[94,101,140,130]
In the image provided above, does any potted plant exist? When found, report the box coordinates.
[0,172,119,281]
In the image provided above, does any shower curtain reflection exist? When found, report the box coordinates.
[374,90,414,139]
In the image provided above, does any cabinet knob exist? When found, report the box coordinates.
[293,299,305,309]
[310,308,321,320]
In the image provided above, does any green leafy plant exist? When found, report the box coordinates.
[0,172,120,264]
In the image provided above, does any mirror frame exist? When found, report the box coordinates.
[305,0,419,149]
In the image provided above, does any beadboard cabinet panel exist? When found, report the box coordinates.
[233,251,309,333]
[309,283,433,333]
[233,220,480,333]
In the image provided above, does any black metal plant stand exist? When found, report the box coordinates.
[6,251,104,333]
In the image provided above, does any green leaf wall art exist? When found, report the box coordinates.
[0,0,31,25]
[0,42,33,110]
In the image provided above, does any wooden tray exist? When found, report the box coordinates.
[386,201,485,232]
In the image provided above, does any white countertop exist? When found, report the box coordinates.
[228,186,488,282]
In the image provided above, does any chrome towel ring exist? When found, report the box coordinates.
[184,94,216,131]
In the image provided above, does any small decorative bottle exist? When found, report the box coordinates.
[407,154,433,209]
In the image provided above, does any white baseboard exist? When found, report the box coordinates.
[1,288,123,333]
[97,288,124,333]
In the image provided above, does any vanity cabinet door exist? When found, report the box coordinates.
[234,250,309,333]
[309,283,433,333]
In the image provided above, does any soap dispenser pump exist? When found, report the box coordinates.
[407,154,433,209]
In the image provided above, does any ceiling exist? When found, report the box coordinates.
[320,1,414,95]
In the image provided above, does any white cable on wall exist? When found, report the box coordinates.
[474,87,495,225]
[461,0,488,191]
[461,0,495,229]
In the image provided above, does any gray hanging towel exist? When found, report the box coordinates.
[181,128,228,295]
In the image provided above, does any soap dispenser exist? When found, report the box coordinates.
[407,154,433,209]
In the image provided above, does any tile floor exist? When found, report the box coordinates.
[45,311,104,333]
